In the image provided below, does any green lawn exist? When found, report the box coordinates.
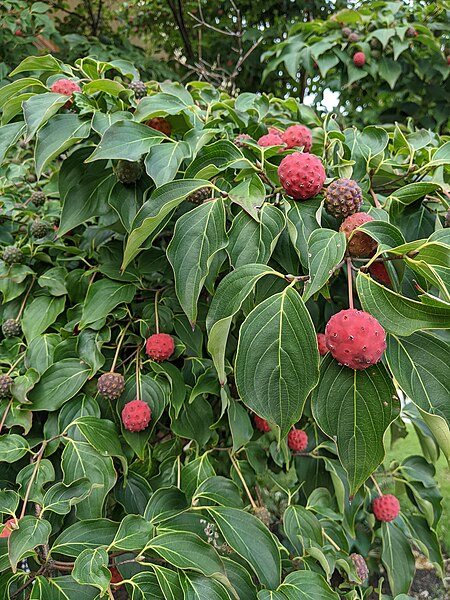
[385,425,450,553]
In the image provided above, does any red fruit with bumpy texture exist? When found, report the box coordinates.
[109,565,123,584]
[234,133,252,147]
[254,414,270,432]
[288,429,308,452]
[145,333,175,362]
[51,79,81,96]
[146,117,172,136]
[268,127,282,137]
[353,52,366,67]
[122,400,151,432]
[325,308,386,370]
[281,125,312,152]
[324,178,363,218]
[372,494,400,522]
[340,212,377,257]
[0,518,16,538]
[317,333,328,356]
[369,260,391,286]
[258,133,284,147]
[278,152,326,200]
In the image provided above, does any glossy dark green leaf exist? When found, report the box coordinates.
[51,519,119,557]
[29,359,91,411]
[80,279,136,328]
[72,547,110,594]
[312,355,397,492]
[303,229,346,301]
[381,522,415,596]
[109,514,153,551]
[41,479,92,515]
[235,286,319,439]
[9,516,51,572]
[22,295,65,342]
[86,120,164,161]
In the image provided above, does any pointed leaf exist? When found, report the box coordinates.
[303,229,346,301]
[80,280,136,328]
[29,359,91,411]
[86,120,164,162]
[8,516,51,572]
[235,287,319,438]
[72,547,110,594]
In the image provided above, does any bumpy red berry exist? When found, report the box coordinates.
[122,399,151,432]
[372,494,400,522]
[258,133,284,147]
[145,333,175,362]
[287,428,308,452]
[350,553,369,582]
[268,127,282,137]
[353,52,366,67]
[325,309,386,370]
[146,117,172,136]
[317,333,328,356]
[278,153,326,201]
[281,125,312,152]
[254,414,270,432]
[97,373,125,400]
[369,260,391,286]
[0,518,16,538]
[109,565,123,585]
[51,79,81,108]
[324,178,363,219]
[340,212,377,257]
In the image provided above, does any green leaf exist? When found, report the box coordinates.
[29,359,91,411]
[109,514,153,551]
[151,565,183,600]
[145,141,191,187]
[134,92,192,121]
[51,519,119,558]
[79,279,135,328]
[59,149,115,236]
[386,332,450,441]
[207,264,283,383]
[41,479,92,515]
[74,416,128,475]
[181,454,216,498]
[23,93,71,141]
[0,123,26,164]
[0,491,19,518]
[228,400,253,452]
[0,78,46,107]
[207,506,281,589]
[22,295,65,342]
[303,229,346,301]
[86,120,165,162]
[146,531,226,579]
[381,522,415,596]
[228,176,266,220]
[9,54,63,76]
[276,570,340,599]
[357,220,406,249]
[228,206,285,269]
[144,487,188,524]
[223,556,257,600]
[61,440,116,519]
[35,114,91,177]
[0,434,29,463]
[127,572,165,599]
[283,505,323,555]
[378,57,402,89]
[72,547,110,594]
[16,459,55,504]
[123,179,212,269]
[235,286,319,439]
[167,198,228,325]
[181,573,230,600]
[356,272,450,335]
[386,183,441,207]
[312,355,397,493]
[285,198,321,268]
[30,576,99,599]
[193,476,244,508]
[8,516,51,572]
[185,140,248,179]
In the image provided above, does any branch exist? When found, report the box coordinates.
[167,0,195,60]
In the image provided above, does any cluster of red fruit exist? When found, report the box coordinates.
[97,333,175,433]
[254,415,308,453]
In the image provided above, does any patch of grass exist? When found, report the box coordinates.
[385,425,450,554]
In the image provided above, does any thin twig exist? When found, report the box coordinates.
[16,277,36,321]
[111,322,130,372]
[370,188,381,209]
[20,443,46,519]
[229,452,257,509]
[370,474,383,496]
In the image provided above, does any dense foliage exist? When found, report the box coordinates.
[0,55,449,599]
[263,0,450,130]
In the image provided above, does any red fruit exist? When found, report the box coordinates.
[122,399,151,432]
[51,79,82,96]
[369,260,391,286]
[317,333,328,356]
[268,127,282,137]
[325,308,386,370]
[15,30,24,37]
[109,565,123,584]
[281,125,312,152]
[146,117,172,136]
[447,56,450,66]
[353,52,366,67]
[257,133,285,147]
[278,152,326,201]
[339,212,377,257]
[372,494,400,522]
[145,333,175,362]
[287,428,308,452]
[254,414,270,432]
[0,518,16,538]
